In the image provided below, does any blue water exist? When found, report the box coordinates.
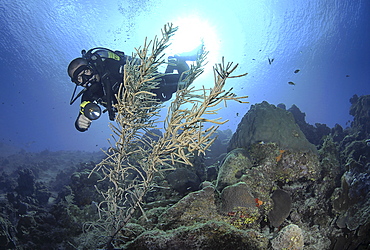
[0,0,369,152]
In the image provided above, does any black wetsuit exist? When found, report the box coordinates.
[75,48,188,132]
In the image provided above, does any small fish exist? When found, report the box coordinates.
[346,75,350,77]
[268,58,274,65]
[294,69,300,73]
[288,81,295,85]
[236,113,239,116]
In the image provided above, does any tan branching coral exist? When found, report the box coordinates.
[85,23,248,248]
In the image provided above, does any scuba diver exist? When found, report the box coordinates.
[68,46,202,132]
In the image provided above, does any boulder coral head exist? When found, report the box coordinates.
[271,224,304,250]
[228,101,317,153]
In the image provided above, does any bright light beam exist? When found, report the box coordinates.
[167,16,220,65]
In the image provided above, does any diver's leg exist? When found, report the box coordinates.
[165,58,189,79]
[166,41,204,82]
[166,57,189,73]
[175,59,190,76]
[165,58,177,73]
[165,42,206,90]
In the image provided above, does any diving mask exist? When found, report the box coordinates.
[72,66,95,87]
[69,67,96,105]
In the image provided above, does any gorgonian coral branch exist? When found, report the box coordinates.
[87,23,248,249]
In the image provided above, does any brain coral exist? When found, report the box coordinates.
[271,224,304,250]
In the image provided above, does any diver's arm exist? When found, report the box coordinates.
[75,97,93,132]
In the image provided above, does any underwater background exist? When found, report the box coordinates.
[0,0,369,152]
[0,0,370,249]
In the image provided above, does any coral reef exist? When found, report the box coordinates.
[123,220,268,250]
[166,168,201,195]
[228,101,317,153]
[157,185,222,230]
[287,104,331,145]
[0,148,105,249]
[268,189,292,228]
[220,182,255,213]
[349,94,370,136]
[216,148,252,191]
[0,58,369,250]
[271,224,304,250]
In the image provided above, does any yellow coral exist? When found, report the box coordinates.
[226,206,260,229]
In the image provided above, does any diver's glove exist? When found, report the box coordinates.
[75,113,92,132]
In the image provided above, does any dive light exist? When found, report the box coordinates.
[80,101,101,120]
